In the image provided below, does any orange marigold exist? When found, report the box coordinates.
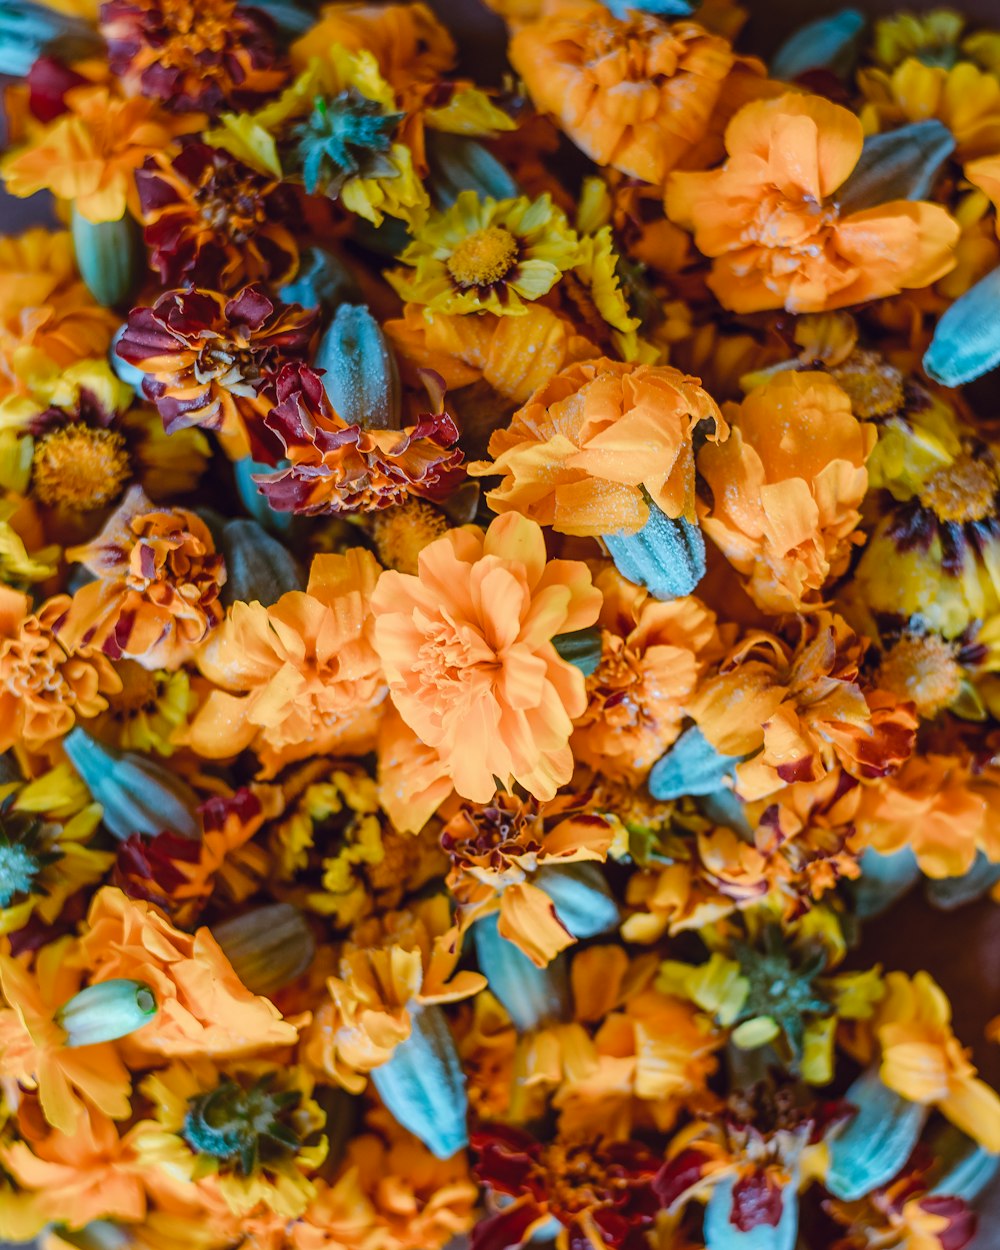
[688,613,918,801]
[78,887,298,1060]
[58,486,226,671]
[665,92,961,313]
[697,372,876,614]
[0,588,121,757]
[572,567,725,781]
[508,1,767,184]
[187,549,386,778]
[370,512,601,805]
[470,358,727,538]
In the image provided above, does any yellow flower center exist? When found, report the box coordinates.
[107,661,160,719]
[371,499,449,575]
[829,349,905,419]
[918,454,998,523]
[879,633,962,718]
[446,226,519,289]
[32,426,130,510]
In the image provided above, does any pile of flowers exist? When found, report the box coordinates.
[3,0,1000,1246]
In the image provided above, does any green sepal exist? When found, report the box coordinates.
[56,978,157,1047]
[472,913,571,1032]
[279,246,363,313]
[233,456,296,536]
[426,133,518,208]
[314,303,401,430]
[648,725,740,801]
[852,846,921,919]
[535,862,619,939]
[924,263,1000,386]
[826,1065,928,1201]
[71,207,142,309]
[924,851,1000,911]
[0,0,101,76]
[552,626,603,677]
[604,503,705,601]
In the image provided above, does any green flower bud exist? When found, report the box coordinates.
[924,263,1000,387]
[826,1065,928,1201]
[314,303,401,430]
[71,207,143,309]
[838,120,954,215]
[56,979,157,1047]
[604,499,705,601]
[552,626,603,677]
[771,8,865,81]
[473,913,570,1032]
[427,133,518,208]
[212,904,315,997]
[219,518,303,608]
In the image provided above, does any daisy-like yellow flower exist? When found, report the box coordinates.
[387,190,581,318]
[85,662,195,757]
[133,1060,327,1219]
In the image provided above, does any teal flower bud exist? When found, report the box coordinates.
[212,904,315,997]
[218,518,303,608]
[280,246,362,312]
[929,1123,1000,1201]
[552,626,603,677]
[838,120,954,214]
[233,456,296,536]
[535,862,619,939]
[370,1003,468,1159]
[0,0,101,75]
[71,207,142,309]
[604,500,705,601]
[771,9,865,81]
[473,913,571,1032]
[110,326,148,394]
[63,727,200,841]
[826,1065,928,1201]
[924,263,1000,386]
[56,978,156,1047]
[313,303,401,430]
[852,847,920,919]
[648,725,741,801]
[925,851,1000,911]
[427,134,518,208]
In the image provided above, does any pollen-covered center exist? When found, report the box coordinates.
[447,227,519,289]
[918,454,998,523]
[32,426,130,510]
[829,348,905,419]
[878,633,962,718]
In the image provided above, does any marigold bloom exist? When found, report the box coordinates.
[508,2,767,184]
[371,512,601,804]
[874,971,1000,1153]
[1,84,196,222]
[0,588,120,757]
[100,0,287,114]
[116,286,318,459]
[254,363,464,515]
[697,372,876,613]
[58,486,225,671]
[472,358,727,538]
[442,791,615,966]
[573,569,724,782]
[87,662,195,757]
[689,613,918,801]
[665,92,960,314]
[188,549,385,778]
[0,938,133,1135]
[78,887,298,1059]
[388,191,580,318]
[136,143,299,288]
[301,896,484,1090]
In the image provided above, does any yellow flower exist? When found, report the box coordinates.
[388,190,581,317]
[875,971,1000,1152]
[0,496,58,585]
[871,10,966,70]
[85,662,195,757]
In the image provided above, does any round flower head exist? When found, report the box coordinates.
[472,358,727,537]
[388,191,581,317]
[508,1,768,184]
[370,512,602,804]
[665,92,961,313]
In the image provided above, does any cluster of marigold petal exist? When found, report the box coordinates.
[2,2,1000,1250]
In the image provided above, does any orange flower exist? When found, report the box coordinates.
[688,613,918,801]
[441,791,615,966]
[665,92,961,313]
[58,486,226,671]
[376,704,457,835]
[370,513,601,804]
[471,358,727,537]
[0,588,121,757]
[187,549,386,778]
[2,1103,146,1229]
[0,938,132,1135]
[697,372,876,613]
[301,896,484,1090]
[78,887,298,1060]
[508,2,767,184]
[573,568,725,781]
[1,84,197,222]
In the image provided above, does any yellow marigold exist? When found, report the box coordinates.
[666,92,960,313]
[300,896,484,1090]
[78,887,299,1060]
[370,512,600,805]
[871,9,966,69]
[388,191,580,318]
[573,567,725,781]
[874,970,1000,1153]
[508,1,769,184]
[471,358,727,537]
[1,84,198,222]
[0,587,121,757]
[697,372,876,614]
[58,486,226,671]
[187,549,386,779]
[293,1112,478,1250]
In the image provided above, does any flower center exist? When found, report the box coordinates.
[292,91,402,196]
[918,454,998,523]
[107,661,161,719]
[156,0,234,65]
[371,499,449,575]
[828,349,905,419]
[0,839,42,908]
[447,227,519,289]
[32,426,130,511]
[878,633,962,718]
[182,1075,303,1176]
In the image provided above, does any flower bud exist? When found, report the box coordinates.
[0,1,101,75]
[314,303,401,431]
[71,207,142,309]
[56,978,156,1047]
[648,725,741,802]
[212,903,315,997]
[604,500,705,601]
[535,862,619,940]
[770,8,865,81]
[838,120,954,215]
[233,456,296,536]
[473,913,571,1032]
[852,847,920,919]
[826,1064,928,1201]
[925,851,1000,911]
[426,133,518,208]
[370,1003,468,1159]
[219,518,303,608]
[63,728,200,840]
[279,246,362,312]
[924,264,1000,386]
[552,626,603,677]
